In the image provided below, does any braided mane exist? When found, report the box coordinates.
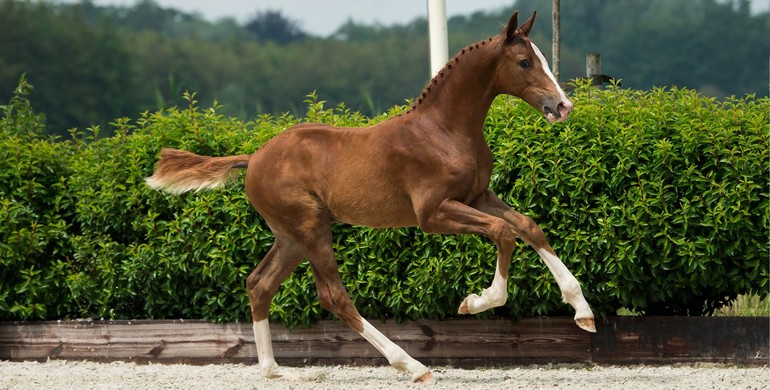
[406,36,496,114]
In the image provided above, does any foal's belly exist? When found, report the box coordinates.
[324,183,419,228]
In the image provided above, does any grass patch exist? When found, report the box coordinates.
[713,294,770,317]
[616,294,770,317]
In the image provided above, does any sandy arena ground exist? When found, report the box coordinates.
[1,360,768,389]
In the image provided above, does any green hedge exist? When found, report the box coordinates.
[1,81,767,326]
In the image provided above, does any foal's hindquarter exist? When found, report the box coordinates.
[147,11,594,384]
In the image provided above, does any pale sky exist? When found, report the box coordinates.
[71,0,770,37]
[77,0,520,36]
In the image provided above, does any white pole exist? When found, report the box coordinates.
[552,0,561,80]
[427,0,448,77]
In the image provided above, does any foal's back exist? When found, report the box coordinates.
[244,118,427,228]
[245,111,491,230]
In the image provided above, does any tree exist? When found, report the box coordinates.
[0,0,138,136]
[245,10,307,44]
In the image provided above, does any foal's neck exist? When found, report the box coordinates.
[405,36,500,136]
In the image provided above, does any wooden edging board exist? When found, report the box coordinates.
[0,317,767,367]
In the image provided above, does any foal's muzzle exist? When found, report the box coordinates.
[543,99,573,123]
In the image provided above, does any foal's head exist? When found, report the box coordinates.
[495,11,572,123]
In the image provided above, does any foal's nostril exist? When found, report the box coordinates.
[548,103,566,118]
[544,100,572,122]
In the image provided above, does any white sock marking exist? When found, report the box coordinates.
[359,318,431,381]
[535,249,593,319]
[253,320,280,378]
[485,268,508,306]
[463,268,507,314]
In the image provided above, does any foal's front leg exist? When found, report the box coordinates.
[419,198,517,315]
[472,189,596,332]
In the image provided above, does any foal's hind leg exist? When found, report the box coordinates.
[288,211,433,383]
[246,237,305,378]
[472,189,596,332]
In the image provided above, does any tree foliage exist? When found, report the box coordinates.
[245,10,307,44]
[0,0,766,138]
[0,0,137,135]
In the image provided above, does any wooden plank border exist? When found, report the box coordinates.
[0,317,767,367]
[592,316,769,365]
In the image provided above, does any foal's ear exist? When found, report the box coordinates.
[504,10,519,43]
[505,10,536,43]
[518,11,536,37]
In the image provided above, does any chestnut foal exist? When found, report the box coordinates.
[146,11,595,383]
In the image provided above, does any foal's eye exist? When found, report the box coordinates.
[519,60,531,69]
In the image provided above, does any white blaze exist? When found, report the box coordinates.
[530,42,569,103]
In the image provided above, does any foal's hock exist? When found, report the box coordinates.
[146,10,595,383]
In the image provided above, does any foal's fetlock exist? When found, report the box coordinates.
[482,286,507,307]
[391,352,433,383]
[458,286,506,314]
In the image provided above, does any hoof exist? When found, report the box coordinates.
[575,317,596,333]
[261,369,283,379]
[260,362,284,379]
[457,293,480,314]
[415,371,434,383]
